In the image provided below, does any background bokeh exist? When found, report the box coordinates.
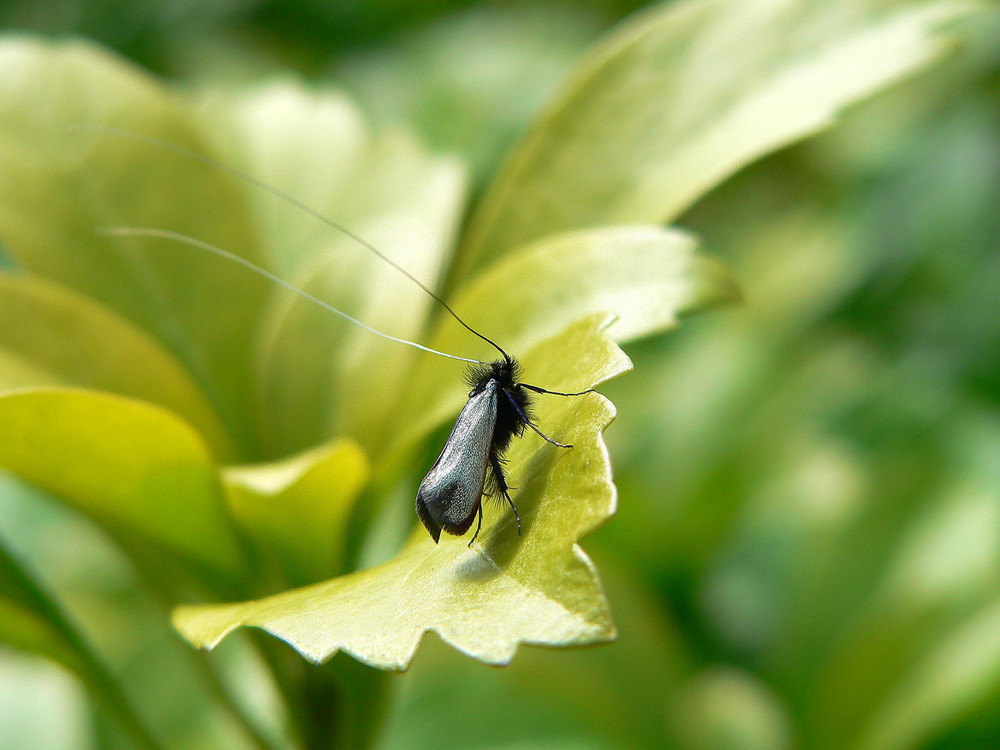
[1,1,999,748]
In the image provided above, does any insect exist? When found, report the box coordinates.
[92,127,593,547]
[416,346,592,546]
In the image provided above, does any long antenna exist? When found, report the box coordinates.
[101,227,485,365]
[73,123,510,361]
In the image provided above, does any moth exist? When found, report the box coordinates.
[416,353,591,546]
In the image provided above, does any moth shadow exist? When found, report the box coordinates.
[458,442,564,579]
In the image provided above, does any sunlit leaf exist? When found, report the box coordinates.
[0,37,270,453]
[0,389,246,586]
[196,84,468,456]
[0,272,234,459]
[458,0,975,275]
[223,439,370,587]
[174,315,631,669]
[388,224,736,463]
[439,225,737,350]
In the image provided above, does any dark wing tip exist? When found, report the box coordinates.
[415,496,442,543]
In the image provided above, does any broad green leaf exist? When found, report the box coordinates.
[194,84,468,456]
[447,225,737,347]
[191,83,371,278]
[174,315,631,669]
[194,83,466,284]
[0,272,234,459]
[458,0,975,275]
[386,225,737,462]
[0,655,93,750]
[0,37,270,453]
[0,349,60,389]
[0,389,246,585]
[223,439,370,588]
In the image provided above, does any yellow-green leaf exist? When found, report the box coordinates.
[0,389,246,585]
[174,315,631,669]
[205,85,468,455]
[459,0,974,274]
[387,225,736,462]
[0,37,270,453]
[224,439,370,587]
[0,272,234,459]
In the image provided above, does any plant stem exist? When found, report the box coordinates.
[0,541,168,750]
[300,655,393,750]
[184,638,285,750]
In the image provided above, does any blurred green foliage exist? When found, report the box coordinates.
[0,0,998,749]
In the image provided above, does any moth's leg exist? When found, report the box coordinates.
[502,388,572,448]
[468,502,484,547]
[521,383,595,397]
[489,451,521,535]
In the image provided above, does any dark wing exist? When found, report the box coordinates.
[415,380,498,542]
